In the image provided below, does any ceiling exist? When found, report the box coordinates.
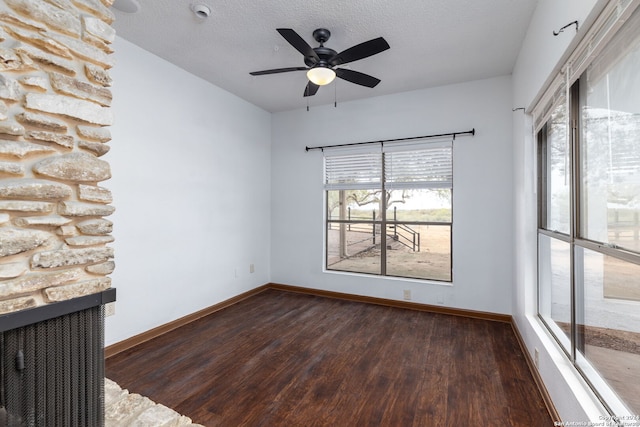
[111,0,539,113]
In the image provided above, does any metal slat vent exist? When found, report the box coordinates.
[0,306,105,427]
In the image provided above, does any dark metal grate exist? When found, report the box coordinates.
[0,306,105,427]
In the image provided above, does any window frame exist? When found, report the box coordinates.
[323,143,453,282]
[535,2,640,415]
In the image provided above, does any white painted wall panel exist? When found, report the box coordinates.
[105,37,272,345]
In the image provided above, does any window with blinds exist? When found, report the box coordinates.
[534,0,640,417]
[324,141,453,282]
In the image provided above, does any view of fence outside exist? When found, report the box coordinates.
[326,192,451,281]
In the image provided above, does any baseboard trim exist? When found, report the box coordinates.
[267,282,512,323]
[105,284,270,359]
[510,320,561,423]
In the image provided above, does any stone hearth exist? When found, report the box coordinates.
[105,379,204,427]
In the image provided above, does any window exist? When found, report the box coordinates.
[537,2,640,417]
[325,140,452,281]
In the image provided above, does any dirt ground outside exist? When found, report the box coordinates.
[604,255,640,301]
[556,322,640,414]
[326,224,451,281]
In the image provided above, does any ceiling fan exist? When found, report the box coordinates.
[250,28,390,97]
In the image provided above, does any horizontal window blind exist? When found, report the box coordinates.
[385,145,452,189]
[567,0,639,84]
[324,152,382,190]
[324,141,453,190]
[534,81,566,134]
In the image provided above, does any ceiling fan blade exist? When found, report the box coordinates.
[277,28,320,62]
[335,68,381,88]
[250,67,308,76]
[304,81,319,97]
[329,37,390,66]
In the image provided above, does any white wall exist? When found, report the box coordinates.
[271,76,515,315]
[511,0,609,422]
[104,37,272,345]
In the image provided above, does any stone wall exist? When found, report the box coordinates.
[0,0,115,315]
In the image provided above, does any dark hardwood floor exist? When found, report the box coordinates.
[106,289,553,426]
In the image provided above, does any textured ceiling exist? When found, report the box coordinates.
[111,0,539,112]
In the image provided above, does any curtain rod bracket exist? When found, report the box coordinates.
[553,20,578,36]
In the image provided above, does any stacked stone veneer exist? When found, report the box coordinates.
[0,0,116,315]
[105,379,205,427]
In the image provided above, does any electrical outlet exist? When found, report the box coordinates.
[105,302,115,317]
[534,348,539,368]
[403,289,411,300]
[250,263,255,274]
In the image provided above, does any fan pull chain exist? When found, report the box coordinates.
[334,81,337,108]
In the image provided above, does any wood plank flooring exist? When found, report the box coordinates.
[106,289,553,426]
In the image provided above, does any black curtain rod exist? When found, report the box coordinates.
[305,128,475,152]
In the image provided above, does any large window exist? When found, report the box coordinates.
[325,141,452,281]
[537,3,640,419]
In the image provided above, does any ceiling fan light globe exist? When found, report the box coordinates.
[307,67,336,86]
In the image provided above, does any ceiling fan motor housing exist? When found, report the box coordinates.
[304,46,337,68]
